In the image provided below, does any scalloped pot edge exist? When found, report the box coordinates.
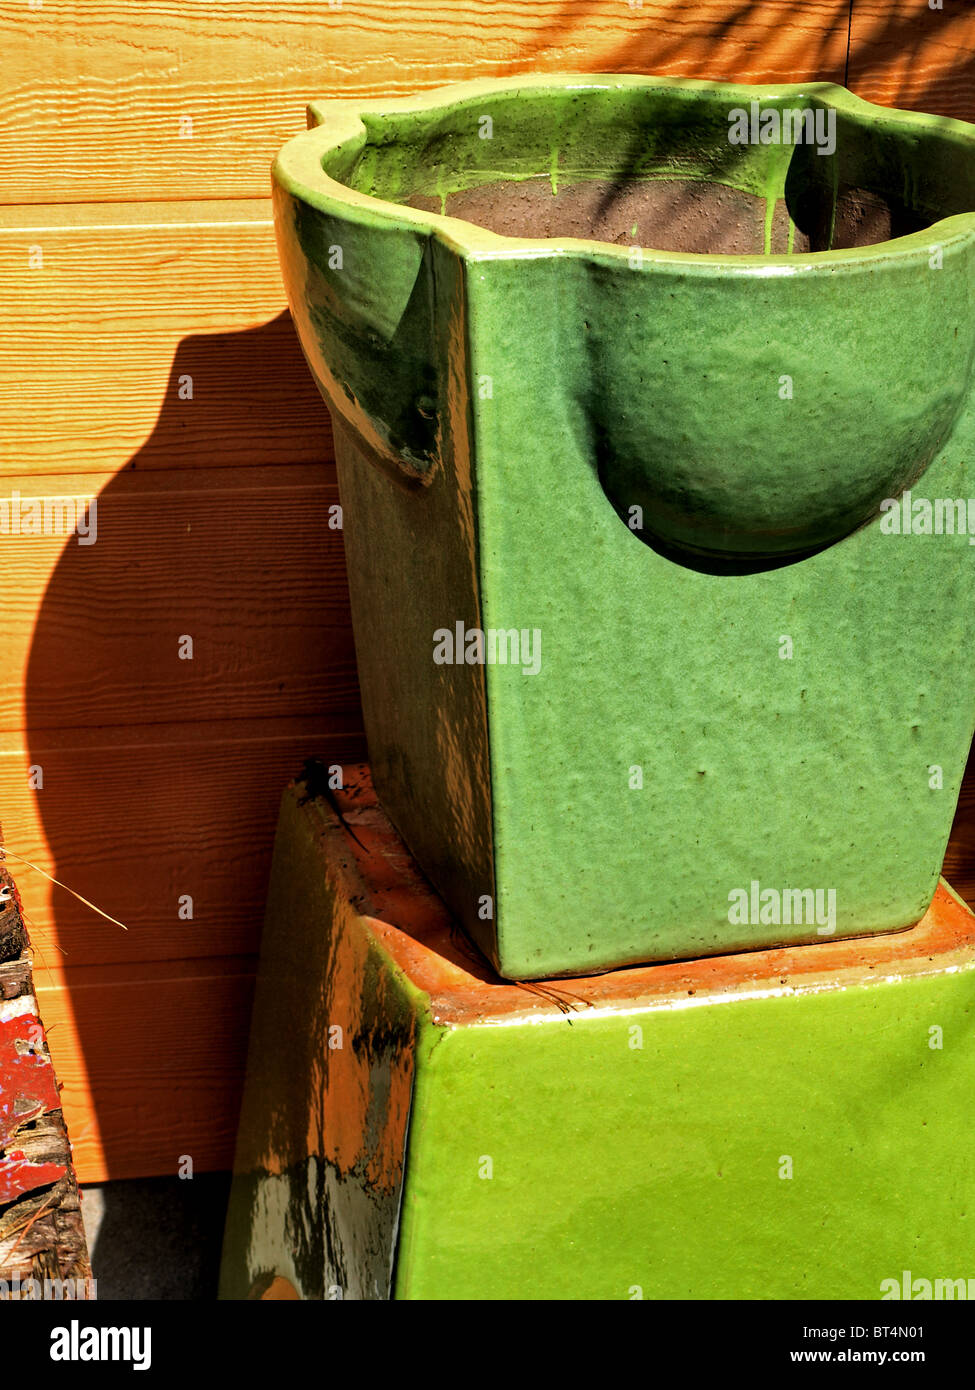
[275,74,975,268]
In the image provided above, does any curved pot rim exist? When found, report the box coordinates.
[272,72,975,272]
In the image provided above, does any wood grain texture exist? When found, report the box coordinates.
[944,784,975,909]
[35,957,258,1182]
[0,466,356,732]
[848,1,975,122]
[0,0,856,205]
[0,200,332,474]
[0,191,360,1178]
[0,717,366,971]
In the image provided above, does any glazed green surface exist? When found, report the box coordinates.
[274,75,975,977]
[472,256,975,975]
[333,84,975,237]
[341,86,792,208]
[396,955,975,1299]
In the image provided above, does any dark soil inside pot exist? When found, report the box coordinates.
[406,177,931,254]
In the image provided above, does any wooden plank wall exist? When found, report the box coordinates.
[2,0,974,1182]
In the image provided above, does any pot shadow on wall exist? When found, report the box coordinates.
[23,311,364,1295]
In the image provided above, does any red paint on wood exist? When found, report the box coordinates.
[0,1008,64,1204]
[0,1153,66,1206]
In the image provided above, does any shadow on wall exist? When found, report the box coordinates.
[496,0,975,125]
[23,312,364,1196]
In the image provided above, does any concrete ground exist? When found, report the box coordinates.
[80,1172,232,1300]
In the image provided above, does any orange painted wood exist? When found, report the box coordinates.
[944,786,975,910]
[2,3,972,205]
[0,192,358,1177]
[35,957,257,1182]
[849,1,975,123]
[0,200,331,474]
[0,0,855,205]
[0,466,356,733]
[0,716,366,970]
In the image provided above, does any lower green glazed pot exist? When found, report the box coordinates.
[273,75,975,978]
[220,773,975,1301]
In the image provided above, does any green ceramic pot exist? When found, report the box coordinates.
[273,75,975,979]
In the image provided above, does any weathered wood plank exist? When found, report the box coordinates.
[35,956,258,1183]
[0,200,331,473]
[0,0,857,204]
[944,782,975,910]
[0,466,356,732]
[849,1,975,123]
[0,717,366,969]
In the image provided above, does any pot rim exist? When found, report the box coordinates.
[272,73,975,273]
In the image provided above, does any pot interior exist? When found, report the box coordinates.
[324,85,975,254]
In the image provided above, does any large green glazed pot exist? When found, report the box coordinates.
[273,74,975,979]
